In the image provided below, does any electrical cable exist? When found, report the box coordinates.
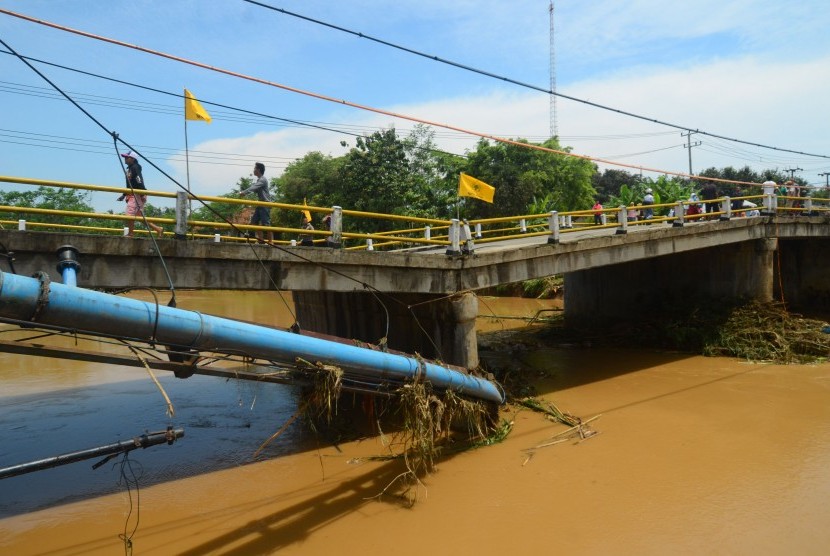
[242,0,830,161]
[0,50,470,161]
[0,36,413,348]
[0,35,179,300]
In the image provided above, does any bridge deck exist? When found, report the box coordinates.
[1,216,827,293]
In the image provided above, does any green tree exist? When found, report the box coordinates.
[0,186,107,229]
[592,169,641,203]
[462,137,596,219]
[331,127,446,232]
[274,152,342,228]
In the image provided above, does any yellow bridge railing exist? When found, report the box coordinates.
[2,175,828,253]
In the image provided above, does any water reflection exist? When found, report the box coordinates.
[0,291,560,518]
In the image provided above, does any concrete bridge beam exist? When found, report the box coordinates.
[564,238,778,325]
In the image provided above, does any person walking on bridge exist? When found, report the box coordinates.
[120,151,163,238]
[642,188,655,219]
[299,214,315,246]
[592,200,603,225]
[701,182,718,218]
[239,162,273,242]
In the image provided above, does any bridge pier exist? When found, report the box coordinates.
[564,238,777,325]
[292,291,479,369]
[775,238,830,312]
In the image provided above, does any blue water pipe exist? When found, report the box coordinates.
[0,270,504,404]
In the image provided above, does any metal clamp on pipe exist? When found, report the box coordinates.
[55,245,80,287]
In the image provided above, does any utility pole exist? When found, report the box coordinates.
[681,131,701,176]
[819,172,830,189]
[784,167,803,180]
[548,1,558,139]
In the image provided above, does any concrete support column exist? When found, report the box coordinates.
[752,238,777,302]
[292,290,479,369]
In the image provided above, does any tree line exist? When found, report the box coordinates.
[1,124,815,233]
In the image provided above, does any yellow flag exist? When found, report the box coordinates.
[302,198,312,221]
[458,173,495,203]
[184,89,212,123]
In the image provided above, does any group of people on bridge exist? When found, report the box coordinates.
[118,155,327,244]
[591,178,807,226]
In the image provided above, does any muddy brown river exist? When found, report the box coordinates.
[1,291,829,555]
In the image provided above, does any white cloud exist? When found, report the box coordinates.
[180,51,830,194]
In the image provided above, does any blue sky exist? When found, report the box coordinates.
[1,0,829,213]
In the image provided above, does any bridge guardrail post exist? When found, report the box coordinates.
[566,215,573,229]
[601,213,607,225]
[213,233,220,243]
[446,219,462,255]
[548,211,560,244]
[328,206,343,248]
[720,197,732,221]
[804,197,813,215]
[520,218,527,233]
[673,201,685,227]
[762,193,776,215]
[366,238,374,251]
[123,227,129,236]
[461,220,475,254]
[424,225,431,241]
[475,223,482,238]
[17,219,25,231]
[175,191,189,240]
[616,205,627,235]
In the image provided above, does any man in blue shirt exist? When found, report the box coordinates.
[239,162,273,242]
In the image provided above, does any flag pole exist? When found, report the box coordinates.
[184,91,191,193]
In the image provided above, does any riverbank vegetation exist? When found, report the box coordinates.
[480,299,830,365]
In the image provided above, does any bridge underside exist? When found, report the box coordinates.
[564,237,830,324]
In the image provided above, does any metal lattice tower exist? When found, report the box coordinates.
[549,1,558,139]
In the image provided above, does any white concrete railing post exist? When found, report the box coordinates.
[329,206,343,247]
[804,197,813,215]
[616,205,628,235]
[290,239,297,246]
[475,223,482,238]
[461,220,475,254]
[673,201,685,227]
[17,219,25,231]
[123,226,130,236]
[174,191,189,239]
[446,219,462,255]
[520,218,527,233]
[566,215,573,228]
[213,233,221,243]
[763,193,777,215]
[424,225,431,241]
[600,213,607,225]
[721,197,732,220]
[366,238,374,251]
[548,210,560,244]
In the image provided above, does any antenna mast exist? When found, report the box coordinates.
[549,1,558,139]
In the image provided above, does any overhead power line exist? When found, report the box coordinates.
[241,0,829,161]
[0,9,783,188]
[0,51,472,161]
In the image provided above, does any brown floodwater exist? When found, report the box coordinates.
[1,292,829,555]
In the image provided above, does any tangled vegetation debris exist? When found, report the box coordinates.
[703,301,830,363]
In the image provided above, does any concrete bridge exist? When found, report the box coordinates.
[3,214,830,368]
